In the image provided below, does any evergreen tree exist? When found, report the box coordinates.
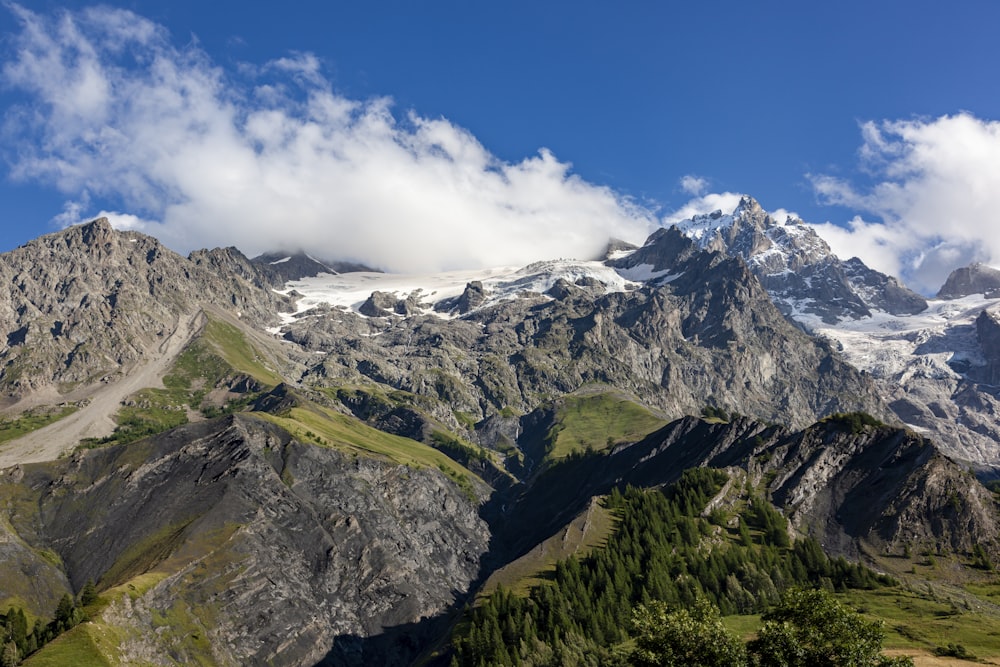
[0,642,18,667]
[79,580,98,606]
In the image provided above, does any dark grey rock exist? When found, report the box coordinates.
[937,262,1000,299]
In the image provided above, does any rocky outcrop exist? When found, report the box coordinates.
[251,252,377,282]
[0,415,489,666]
[762,418,1000,558]
[842,257,928,315]
[976,310,1000,385]
[494,412,1000,565]
[282,232,891,441]
[671,196,927,322]
[937,262,1000,299]
[0,220,293,401]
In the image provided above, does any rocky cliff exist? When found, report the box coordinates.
[671,196,927,322]
[937,262,1000,299]
[0,414,489,666]
[287,226,890,441]
[0,219,291,402]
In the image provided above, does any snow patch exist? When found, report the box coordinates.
[269,259,643,327]
[794,294,999,382]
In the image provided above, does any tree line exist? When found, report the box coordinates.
[450,468,902,666]
[0,581,94,666]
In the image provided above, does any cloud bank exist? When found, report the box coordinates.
[1,5,656,273]
[809,113,1000,294]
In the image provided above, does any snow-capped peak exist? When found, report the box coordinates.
[666,194,927,323]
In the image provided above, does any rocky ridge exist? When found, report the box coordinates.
[937,262,1000,299]
[0,219,294,404]
[1,414,489,666]
[669,195,927,323]
[282,225,891,438]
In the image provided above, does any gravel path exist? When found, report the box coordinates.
[0,310,204,468]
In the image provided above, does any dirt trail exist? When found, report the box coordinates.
[0,310,205,468]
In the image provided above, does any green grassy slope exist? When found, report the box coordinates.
[544,391,667,462]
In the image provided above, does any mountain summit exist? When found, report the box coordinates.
[937,262,1000,299]
[672,195,927,322]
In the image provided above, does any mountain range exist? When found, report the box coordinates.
[0,200,998,664]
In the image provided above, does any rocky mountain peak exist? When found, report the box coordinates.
[77,217,115,245]
[733,193,764,217]
[936,262,1000,299]
[673,196,926,323]
[608,224,700,273]
[0,223,292,401]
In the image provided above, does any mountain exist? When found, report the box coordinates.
[937,262,1000,299]
[0,219,290,401]
[671,195,927,323]
[655,197,1000,473]
[0,412,489,666]
[0,217,998,664]
[251,251,379,284]
[279,225,890,434]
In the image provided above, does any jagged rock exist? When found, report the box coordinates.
[433,281,489,316]
[975,310,1000,385]
[842,257,928,314]
[603,238,638,259]
[0,415,489,666]
[251,251,381,284]
[937,262,1000,299]
[762,419,1000,558]
[672,195,927,322]
[358,291,398,317]
[0,220,293,401]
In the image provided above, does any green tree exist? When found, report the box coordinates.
[630,597,747,667]
[747,588,913,667]
[0,641,18,667]
[79,580,98,606]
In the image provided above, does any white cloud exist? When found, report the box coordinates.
[809,113,1000,294]
[679,174,708,196]
[1,5,657,273]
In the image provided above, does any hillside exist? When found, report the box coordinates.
[0,219,997,665]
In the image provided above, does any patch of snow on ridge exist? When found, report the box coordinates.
[269,257,291,265]
[606,248,636,261]
[615,263,670,282]
[271,259,644,324]
[675,211,733,243]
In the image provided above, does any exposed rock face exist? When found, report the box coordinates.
[1,415,489,666]
[841,257,929,315]
[0,220,292,401]
[251,251,377,282]
[285,229,890,437]
[495,414,1000,564]
[434,281,488,315]
[670,196,927,322]
[762,420,998,557]
[937,262,1000,299]
[975,310,1000,385]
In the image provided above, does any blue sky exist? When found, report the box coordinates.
[1,1,999,291]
